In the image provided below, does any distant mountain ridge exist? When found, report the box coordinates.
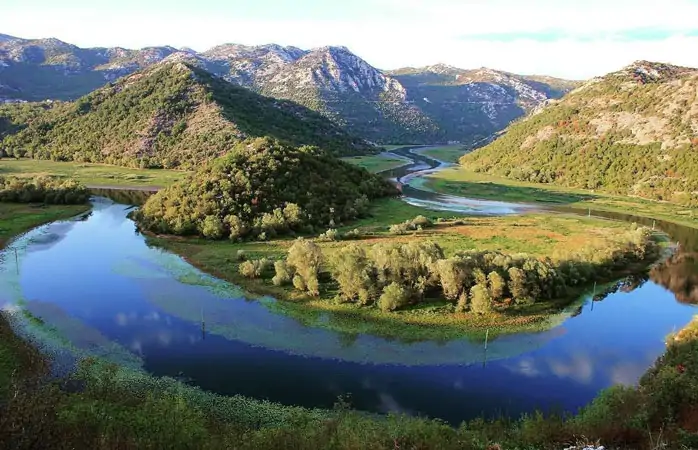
[0,34,578,144]
[459,61,698,206]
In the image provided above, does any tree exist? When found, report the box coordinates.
[487,271,506,300]
[272,260,292,286]
[287,238,323,297]
[507,267,529,303]
[330,244,375,304]
[378,282,410,312]
[436,258,468,301]
[470,283,492,314]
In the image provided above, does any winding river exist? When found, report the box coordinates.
[1,150,697,425]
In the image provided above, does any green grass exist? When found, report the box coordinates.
[341,153,412,173]
[0,203,91,248]
[149,198,636,341]
[426,167,698,229]
[0,158,187,188]
[416,145,468,163]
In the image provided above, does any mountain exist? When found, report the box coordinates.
[0,34,577,144]
[386,65,578,144]
[134,138,397,240]
[0,62,372,168]
[460,61,698,206]
[0,36,178,101]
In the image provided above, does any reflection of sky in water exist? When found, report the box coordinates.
[0,200,696,424]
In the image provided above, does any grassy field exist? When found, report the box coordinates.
[425,167,698,229]
[151,198,637,341]
[0,158,186,188]
[341,153,412,173]
[416,145,468,163]
[0,203,91,248]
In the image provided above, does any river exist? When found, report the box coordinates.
[0,151,696,425]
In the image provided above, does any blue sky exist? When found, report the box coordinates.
[2,0,698,79]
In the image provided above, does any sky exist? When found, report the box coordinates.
[2,0,698,79]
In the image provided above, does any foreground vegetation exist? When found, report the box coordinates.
[1,192,696,449]
[150,197,662,340]
[135,138,396,240]
[0,158,186,188]
[1,310,696,449]
[424,167,698,229]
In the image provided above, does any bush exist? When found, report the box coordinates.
[470,283,493,314]
[378,282,411,312]
[318,228,340,242]
[272,260,292,286]
[330,244,375,304]
[236,250,247,261]
[238,258,270,279]
[0,175,89,204]
[343,228,362,240]
[287,239,323,297]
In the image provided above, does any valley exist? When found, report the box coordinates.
[0,26,697,449]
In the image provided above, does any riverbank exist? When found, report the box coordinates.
[149,197,664,341]
[1,199,697,449]
[425,167,698,230]
[0,202,90,395]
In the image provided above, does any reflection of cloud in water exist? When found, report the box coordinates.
[157,331,173,346]
[377,392,411,415]
[18,300,142,368]
[136,276,560,366]
[547,353,594,384]
[24,222,76,253]
[610,362,648,386]
[512,357,542,378]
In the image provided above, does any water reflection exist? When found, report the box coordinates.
[0,199,696,425]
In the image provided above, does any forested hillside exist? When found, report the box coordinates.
[0,62,372,168]
[134,138,397,239]
[460,61,698,206]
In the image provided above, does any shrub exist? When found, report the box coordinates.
[0,175,89,204]
[330,244,375,304]
[272,260,292,286]
[238,258,270,279]
[287,238,323,297]
[318,228,340,242]
[343,228,362,240]
[378,282,411,312]
[236,250,247,261]
[470,283,493,314]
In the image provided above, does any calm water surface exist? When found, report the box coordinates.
[1,158,697,425]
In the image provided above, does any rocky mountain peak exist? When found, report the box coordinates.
[617,60,696,83]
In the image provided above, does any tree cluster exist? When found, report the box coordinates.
[0,175,89,204]
[272,225,659,313]
[133,138,396,240]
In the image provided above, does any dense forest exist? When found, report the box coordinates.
[0,175,89,204]
[133,138,396,239]
[0,62,373,169]
[245,220,660,312]
[460,62,698,206]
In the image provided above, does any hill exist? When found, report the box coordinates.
[459,61,698,206]
[0,61,372,168]
[0,34,575,144]
[134,138,397,239]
